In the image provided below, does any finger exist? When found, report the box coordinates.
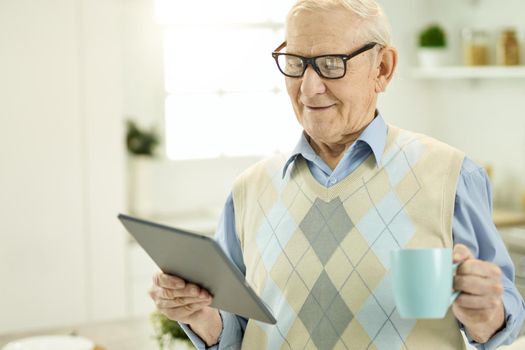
[153,272,186,290]
[454,293,502,310]
[152,283,211,301]
[454,275,503,296]
[149,285,178,300]
[457,259,502,280]
[452,303,494,325]
[453,244,474,263]
[159,301,211,322]
[181,283,211,299]
[155,296,212,309]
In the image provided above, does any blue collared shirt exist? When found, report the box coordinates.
[182,115,525,350]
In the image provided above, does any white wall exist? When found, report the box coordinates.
[0,0,88,331]
[378,0,436,133]
[80,0,128,322]
[0,0,126,333]
[121,0,164,128]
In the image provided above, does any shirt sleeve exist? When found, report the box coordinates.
[452,157,525,349]
[180,193,248,349]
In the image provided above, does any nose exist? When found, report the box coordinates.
[300,66,326,98]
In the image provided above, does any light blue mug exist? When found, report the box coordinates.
[390,248,459,319]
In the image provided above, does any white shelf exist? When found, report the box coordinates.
[411,66,525,79]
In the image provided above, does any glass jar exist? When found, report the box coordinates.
[462,28,489,66]
[497,29,520,65]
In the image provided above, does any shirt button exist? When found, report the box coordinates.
[329,177,337,185]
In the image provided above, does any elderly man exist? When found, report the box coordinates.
[149,0,525,349]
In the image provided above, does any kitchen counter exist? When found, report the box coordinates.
[494,209,525,228]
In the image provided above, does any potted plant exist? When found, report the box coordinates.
[417,24,448,67]
[126,120,160,157]
[125,119,161,215]
[151,311,193,350]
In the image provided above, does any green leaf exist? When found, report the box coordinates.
[419,25,446,48]
[126,120,160,156]
[150,312,191,350]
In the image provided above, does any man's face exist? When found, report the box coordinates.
[285,8,379,146]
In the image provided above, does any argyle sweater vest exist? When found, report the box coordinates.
[231,125,466,350]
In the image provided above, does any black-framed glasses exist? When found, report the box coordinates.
[272,41,379,79]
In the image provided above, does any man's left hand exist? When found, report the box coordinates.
[452,244,505,343]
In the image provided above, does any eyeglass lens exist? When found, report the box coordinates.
[276,55,346,78]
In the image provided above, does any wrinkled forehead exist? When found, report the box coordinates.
[285,7,365,55]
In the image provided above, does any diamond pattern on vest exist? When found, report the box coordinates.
[298,271,353,349]
[299,198,354,265]
[253,186,420,349]
[245,131,446,349]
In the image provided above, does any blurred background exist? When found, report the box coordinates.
[1,0,525,348]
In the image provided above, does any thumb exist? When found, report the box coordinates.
[453,243,473,263]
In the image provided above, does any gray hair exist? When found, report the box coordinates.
[286,0,392,46]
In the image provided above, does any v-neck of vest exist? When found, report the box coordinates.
[291,125,397,203]
[294,152,379,202]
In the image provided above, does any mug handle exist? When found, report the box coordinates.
[449,263,460,306]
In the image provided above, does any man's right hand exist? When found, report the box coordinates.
[149,272,222,346]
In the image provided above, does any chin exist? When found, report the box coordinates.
[306,129,338,144]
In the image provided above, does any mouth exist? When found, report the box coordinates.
[304,104,335,111]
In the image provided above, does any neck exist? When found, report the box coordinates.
[308,135,358,170]
[308,112,377,170]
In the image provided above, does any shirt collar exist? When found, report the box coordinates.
[282,113,387,178]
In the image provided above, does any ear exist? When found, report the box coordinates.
[374,46,397,93]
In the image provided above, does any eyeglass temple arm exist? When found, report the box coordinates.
[273,41,287,53]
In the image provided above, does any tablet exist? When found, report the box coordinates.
[118,213,276,324]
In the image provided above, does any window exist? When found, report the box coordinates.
[155,0,301,160]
